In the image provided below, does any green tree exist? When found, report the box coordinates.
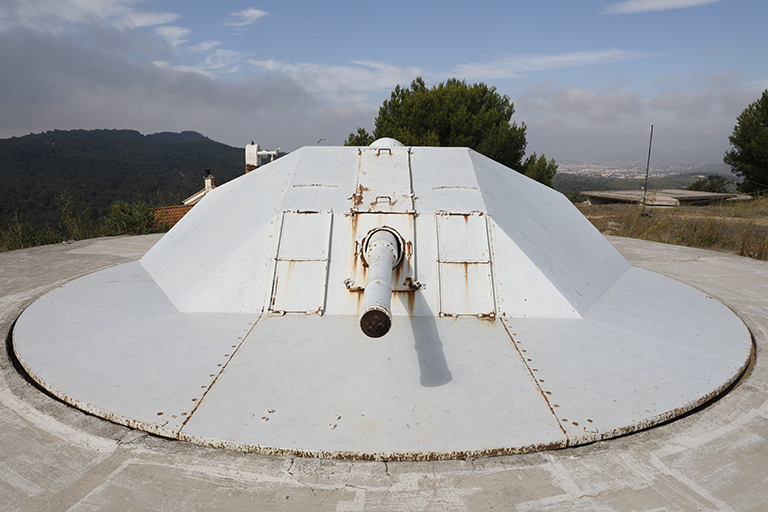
[345,127,374,146]
[724,89,768,192]
[521,153,558,187]
[345,77,536,174]
[687,175,732,193]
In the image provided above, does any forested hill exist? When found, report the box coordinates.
[0,129,244,229]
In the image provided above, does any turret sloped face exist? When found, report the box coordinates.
[140,142,630,318]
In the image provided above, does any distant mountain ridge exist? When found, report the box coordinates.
[1,129,736,230]
[0,129,244,229]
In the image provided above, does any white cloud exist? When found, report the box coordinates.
[454,49,652,79]
[152,60,213,78]
[190,40,222,53]
[652,73,683,87]
[601,0,723,15]
[0,29,371,150]
[0,0,179,33]
[515,77,757,164]
[152,49,241,76]
[650,89,717,118]
[154,25,190,47]
[746,79,768,93]
[115,11,179,30]
[520,82,643,123]
[708,69,743,84]
[248,59,425,105]
[228,8,268,28]
[204,49,241,70]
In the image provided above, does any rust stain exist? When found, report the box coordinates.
[350,215,362,276]
[11,314,267,442]
[175,432,569,461]
[286,260,295,283]
[406,289,415,314]
[462,262,470,298]
[270,276,278,307]
[10,279,755,462]
[352,184,368,209]
[393,261,403,284]
[403,277,420,291]
[18,323,751,461]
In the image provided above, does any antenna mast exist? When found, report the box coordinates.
[641,125,654,215]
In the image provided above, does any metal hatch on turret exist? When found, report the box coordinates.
[268,210,333,316]
[351,139,414,214]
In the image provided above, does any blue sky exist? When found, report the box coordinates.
[1,0,766,165]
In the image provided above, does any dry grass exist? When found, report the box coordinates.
[577,197,768,260]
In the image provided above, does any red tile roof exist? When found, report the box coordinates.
[153,205,194,227]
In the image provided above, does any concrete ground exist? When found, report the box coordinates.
[1,234,767,511]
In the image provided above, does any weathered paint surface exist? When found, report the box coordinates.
[12,259,752,460]
[9,141,754,461]
[140,143,628,319]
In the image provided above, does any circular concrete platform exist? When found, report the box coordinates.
[2,235,767,511]
[11,246,752,460]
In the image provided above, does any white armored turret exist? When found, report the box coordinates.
[141,137,628,321]
[13,139,752,460]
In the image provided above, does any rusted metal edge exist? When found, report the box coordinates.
[291,184,338,189]
[500,315,756,449]
[12,334,569,460]
[174,432,569,462]
[11,342,185,440]
[566,335,756,447]
[10,311,266,444]
[10,318,754,462]
[11,328,752,461]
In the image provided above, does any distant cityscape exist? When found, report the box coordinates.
[558,161,728,179]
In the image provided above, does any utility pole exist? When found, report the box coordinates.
[641,125,654,216]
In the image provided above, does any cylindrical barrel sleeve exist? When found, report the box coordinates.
[359,230,400,338]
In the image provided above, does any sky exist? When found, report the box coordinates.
[0,0,766,166]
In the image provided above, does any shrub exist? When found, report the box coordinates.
[100,201,167,236]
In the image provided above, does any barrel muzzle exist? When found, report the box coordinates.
[359,229,401,338]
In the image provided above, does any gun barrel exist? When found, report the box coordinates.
[359,229,400,338]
